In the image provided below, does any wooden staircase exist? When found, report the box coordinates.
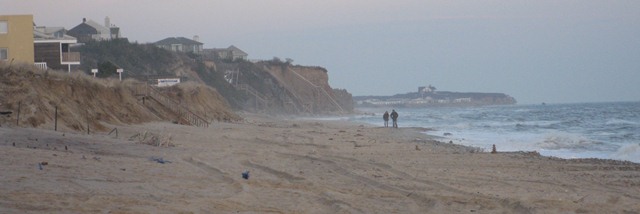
[136,84,210,127]
[237,84,269,109]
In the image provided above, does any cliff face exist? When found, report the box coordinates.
[261,64,351,114]
[332,88,354,112]
[74,40,352,115]
[0,64,238,131]
[205,59,352,115]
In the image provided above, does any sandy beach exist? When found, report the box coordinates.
[1,115,639,213]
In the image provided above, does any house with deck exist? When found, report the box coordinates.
[33,26,80,72]
[1,14,81,72]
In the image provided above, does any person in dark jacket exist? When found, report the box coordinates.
[390,109,399,128]
[383,111,390,127]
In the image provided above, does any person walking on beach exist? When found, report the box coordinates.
[383,111,390,127]
[390,109,399,128]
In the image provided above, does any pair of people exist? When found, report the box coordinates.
[383,109,399,128]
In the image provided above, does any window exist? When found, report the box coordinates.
[0,21,7,34]
[0,48,7,60]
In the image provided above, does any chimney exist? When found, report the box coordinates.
[105,16,111,27]
[193,35,199,42]
[82,18,86,23]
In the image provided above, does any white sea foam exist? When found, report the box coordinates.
[299,116,351,121]
[605,119,638,126]
[535,133,608,151]
[612,143,640,163]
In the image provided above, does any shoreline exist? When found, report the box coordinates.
[1,116,639,213]
[350,105,640,164]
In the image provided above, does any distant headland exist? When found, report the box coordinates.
[354,85,516,107]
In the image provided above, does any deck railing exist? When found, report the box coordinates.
[34,62,48,70]
[61,52,80,62]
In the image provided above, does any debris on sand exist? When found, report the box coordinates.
[130,131,174,147]
[242,170,250,179]
[150,157,171,164]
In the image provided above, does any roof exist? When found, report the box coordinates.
[83,19,110,34]
[34,26,65,34]
[34,27,77,43]
[68,22,98,35]
[154,37,203,46]
[68,18,112,38]
[228,45,248,55]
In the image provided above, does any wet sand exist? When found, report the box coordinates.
[1,116,639,213]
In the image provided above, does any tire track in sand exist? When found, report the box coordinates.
[276,152,437,213]
[330,155,536,213]
[182,157,242,196]
[241,160,305,182]
[240,160,368,213]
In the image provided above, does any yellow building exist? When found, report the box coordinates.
[0,14,35,65]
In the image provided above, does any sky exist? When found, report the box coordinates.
[2,0,639,104]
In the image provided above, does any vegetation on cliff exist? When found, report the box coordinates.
[76,39,177,78]
[74,39,353,115]
[0,63,239,131]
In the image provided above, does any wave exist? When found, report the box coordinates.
[300,116,352,121]
[612,143,640,163]
[535,133,613,151]
[605,119,639,126]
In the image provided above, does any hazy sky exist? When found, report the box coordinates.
[3,0,639,104]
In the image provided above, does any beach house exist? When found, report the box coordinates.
[67,17,120,43]
[33,25,80,72]
[204,45,248,61]
[154,36,203,54]
[0,14,35,65]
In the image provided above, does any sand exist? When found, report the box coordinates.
[1,115,639,213]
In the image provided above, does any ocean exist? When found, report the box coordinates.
[348,102,640,163]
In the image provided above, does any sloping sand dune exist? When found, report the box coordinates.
[1,116,639,213]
